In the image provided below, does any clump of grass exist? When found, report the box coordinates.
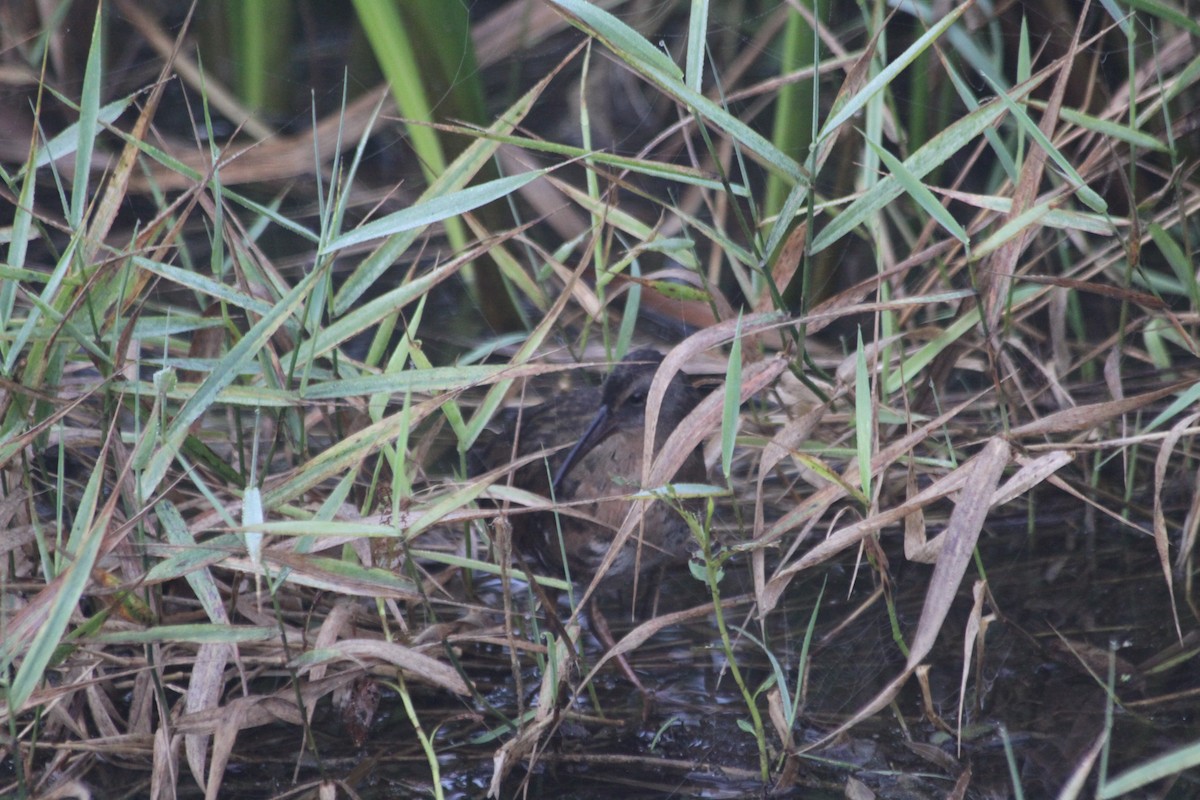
[2,2,1199,798]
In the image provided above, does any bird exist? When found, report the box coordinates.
[473,348,706,588]
[471,348,708,703]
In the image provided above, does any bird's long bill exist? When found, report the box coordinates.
[550,404,613,493]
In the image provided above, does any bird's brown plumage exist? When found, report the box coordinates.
[474,349,705,583]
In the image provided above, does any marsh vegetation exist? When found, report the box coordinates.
[1,1,1199,797]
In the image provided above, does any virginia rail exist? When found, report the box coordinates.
[473,349,707,700]
[475,348,706,588]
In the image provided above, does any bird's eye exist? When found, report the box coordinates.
[627,390,646,405]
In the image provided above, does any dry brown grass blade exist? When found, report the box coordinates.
[1178,466,1200,577]
[907,437,1010,664]
[174,678,349,737]
[1153,411,1197,643]
[86,3,189,260]
[903,465,931,563]
[184,642,232,795]
[488,711,556,800]
[300,640,470,696]
[1020,274,1168,309]
[151,724,174,800]
[957,580,989,755]
[204,702,245,800]
[310,600,358,685]
[905,448,1072,564]
[978,2,1088,346]
[992,449,1075,506]
[136,83,391,190]
[1009,380,1192,437]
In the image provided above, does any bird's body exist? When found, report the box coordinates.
[474,349,705,585]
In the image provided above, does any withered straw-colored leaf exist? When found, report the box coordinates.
[957,580,988,754]
[1153,411,1196,643]
[291,639,470,696]
[907,437,1010,665]
[185,642,233,795]
[1010,381,1192,437]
